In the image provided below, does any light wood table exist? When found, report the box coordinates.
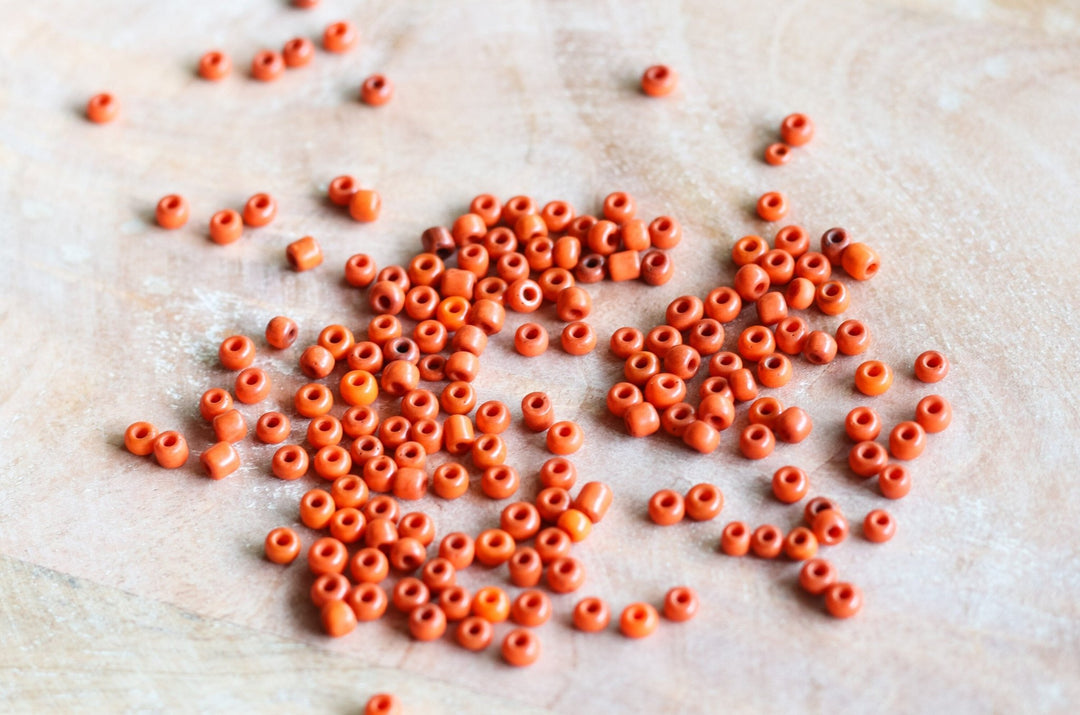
[2,0,1079,712]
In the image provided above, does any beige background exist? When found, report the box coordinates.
[2,0,1079,712]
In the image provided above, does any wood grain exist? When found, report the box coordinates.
[1,0,1079,712]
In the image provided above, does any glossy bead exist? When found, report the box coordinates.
[835,319,870,355]
[813,509,849,546]
[364,493,400,523]
[772,224,809,258]
[412,319,446,355]
[265,527,301,565]
[535,487,571,524]
[350,547,389,584]
[663,346,701,382]
[475,529,515,567]
[557,508,592,542]
[663,587,699,622]
[329,507,365,544]
[795,251,832,285]
[757,354,793,388]
[297,346,334,381]
[803,330,838,365]
[821,228,850,265]
[914,350,950,383]
[241,193,276,228]
[442,414,475,456]
[286,236,323,271]
[815,281,850,315]
[546,555,586,593]
[662,402,695,433]
[392,577,430,614]
[313,445,351,480]
[200,442,240,481]
[737,326,775,363]
[879,464,913,499]
[773,406,812,444]
[535,528,572,565]
[799,558,838,595]
[683,483,723,521]
[641,64,678,97]
[824,582,862,619]
[607,330,643,362]
[347,188,381,223]
[758,249,795,286]
[472,586,510,623]
[739,424,775,459]
[501,195,537,226]
[620,602,659,638]
[915,395,952,434]
[573,597,611,632]
[271,444,308,480]
[361,456,394,492]
[642,216,678,249]
[862,508,896,544]
[734,264,771,303]
[342,255,377,290]
[153,431,188,469]
[599,192,634,225]
[398,390,438,424]
[197,51,231,80]
[774,317,808,355]
[854,360,893,396]
[415,355,444,383]
[889,421,927,460]
[209,209,243,245]
[544,420,582,455]
[502,629,541,667]
[155,194,189,229]
[746,397,781,429]
[505,278,542,313]
[86,92,119,123]
[551,236,581,271]
[750,524,783,559]
[783,527,819,561]
[308,537,348,576]
[329,176,358,207]
[474,277,507,305]
[459,243,491,279]
[733,235,768,266]
[511,590,553,627]
[648,490,684,526]
[360,74,393,106]
[365,516,399,554]
[848,440,889,477]
[321,600,357,637]
[479,465,518,500]
[806,496,842,523]
[451,213,486,248]
[393,439,428,470]
[618,219,648,252]
[470,194,502,227]
[212,409,247,443]
[282,36,314,67]
[251,50,285,81]
[708,351,742,378]
[756,192,788,222]
[560,321,596,356]
[397,513,435,548]
[518,391,553,432]
[681,419,719,453]
[779,113,814,146]
[719,522,750,556]
[687,319,724,356]
[351,435,384,469]
[323,20,358,52]
[623,401,660,438]
[506,547,542,588]
[349,583,389,623]
[640,250,673,285]
[785,277,816,310]
[292,383,331,419]
[727,368,759,402]
[521,232,553,269]
[438,532,475,571]
[391,465,427,501]
[331,474,369,509]
[299,489,334,530]
[455,616,493,651]
[755,292,788,326]
[841,242,880,281]
[124,421,158,456]
[772,466,809,503]
[389,536,427,573]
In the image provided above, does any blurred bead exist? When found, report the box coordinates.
[783,527,819,561]
[619,602,659,638]
[915,395,952,433]
[780,113,814,146]
[546,556,586,593]
[889,421,927,460]
[573,597,611,632]
[684,483,723,520]
[750,524,783,558]
[640,250,673,285]
[663,587,699,622]
[251,50,285,81]
[197,51,231,80]
[824,582,862,619]
[879,464,913,499]
[323,20,359,53]
[799,558,837,595]
[720,521,750,556]
[641,64,678,97]
[360,74,393,106]
[329,176,358,207]
[455,616,493,651]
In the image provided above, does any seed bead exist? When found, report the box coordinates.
[349,189,381,223]
[697,393,735,434]
[560,322,596,356]
[392,577,430,614]
[813,510,849,546]
[265,527,301,565]
[282,37,314,67]
[889,421,927,460]
[915,395,952,433]
[756,192,788,222]
[502,629,541,667]
[124,422,158,456]
[535,487,571,524]
[153,432,188,469]
[456,616,493,651]
[620,603,659,638]
[684,483,724,521]
[321,600,357,637]
[344,253,376,287]
[438,533,475,571]
[360,74,393,106]
[914,350,950,383]
[323,20,358,52]
[785,277,816,310]
[573,597,611,632]
[747,397,782,428]
[471,586,510,623]
[557,508,592,542]
[750,525,783,558]
[835,320,870,355]
[663,587,699,622]
[682,419,720,453]
[720,522,750,556]
[623,402,660,437]
[86,92,119,123]
[688,319,725,356]
[799,558,837,595]
[795,251,832,285]
[774,317,807,355]
[331,475,369,509]
[286,236,323,271]
[328,176,358,207]
[209,209,243,245]
[732,235,768,267]
[864,509,897,543]
[879,464,913,499]
[640,250,673,285]
[641,64,678,96]
[728,368,759,402]
[212,409,247,443]
[815,281,850,315]
[511,590,552,627]
[757,354,793,388]
[756,291,788,326]
[773,406,813,444]
[708,351,743,377]
[854,360,893,396]
[328,508,365,544]
[772,466,809,503]
[764,142,792,165]
[251,50,285,81]
[242,193,276,228]
[198,51,231,80]
[849,441,889,477]
[313,445,352,481]
[805,497,841,526]
[821,228,850,265]
[824,583,863,619]
[299,489,334,530]
[349,583,389,622]
[803,330,838,365]
[546,556,586,593]
[739,424,775,459]
[475,529,516,567]
[705,287,742,323]
[780,113,814,146]
[308,537,348,576]
[155,194,189,229]
[470,194,502,227]
[539,457,578,490]
[758,249,795,286]
[841,242,881,281]
[734,264,771,302]
[783,527,819,561]
[648,490,685,526]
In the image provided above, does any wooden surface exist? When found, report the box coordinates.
[2,0,1079,712]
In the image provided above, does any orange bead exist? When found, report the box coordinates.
[602,191,636,224]
[364,515,399,552]
[313,445,352,480]
[392,577,430,614]
[756,192,788,222]
[407,602,446,642]
[803,330,838,365]
[708,351,743,377]
[360,74,393,106]
[155,194,189,229]
[311,572,351,610]
[840,242,881,281]
[780,113,814,146]
[389,536,427,572]
[475,400,511,434]
[502,628,541,667]
[505,278,542,313]
[349,189,381,223]
[734,264,771,303]
[440,381,476,415]
[606,382,643,419]
[663,586,699,622]
[429,461,467,500]
[475,529,516,567]
[282,36,314,67]
[251,50,284,81]
[306,415,342,449]
[624,401,660,437]
[295,383,333,418]
[687,319,725,356]
[648,216,682,248]
[785,277,816,310]
[573,597,611,632]
[349,583,389,622]
[323,20,358,52]
[546,420,584,455]
[331,474,369,509]
[553,235,582,269]
[498,502,541,542]
[381,360,419,397]
[879,464,913,499]
[555,286,592,323]
[546,555,586,593]
[438,532,475,571]
[835,319,871,355]
[799,558,838,595]
[535,527,572,564]
[758,249,795,286]
[153,431,189,468]
[501,195,537,226]
[641,64,678,97]
[824,582,863,619]
[849,440,889,477]
[746,396,782,428]
[317,324,354,360]
[200,440,240,480]
[795,251,832,285]
[349,548,389,584]
[308,536,348,575]
[124,421,158,456]
[321,599,357,637]
[783,527,819,561]
[704,287,742,323]
[265,527,301,565]
[300,489,334,530]
[557,508,592,542]
[864,509,896,543]
[755,291,788,326]
[535,487,571,524]
[739,424,775,459]
[619,602,659,638]
[821,227,852,265]
[209,209,243,245]
[728,367,759,402]
[640,250,673,285]
[363,691,402,715]
[472,586,511,623]
[480,465,519,500]
[775,224,810,258]
[915,395,952,434]
[663,401,697,437]
[455,616,493,651]
[535,457,575,491]
[813,509,849,546]
[417,354,445,382]
[299,345,335,379]
[521,391,555,432]
[805,497,841,526]
[198,50,231,80]
[733,235,768,267]
[86,92,119,123]
[697,393,735,431]
[286,235,323,271]
[854,360,893,396]
[750,524,783,558]
[684,483,723,521]
[511,590,552,627]
[682,419,720,454]
[471,194,502,227]
[442,414,475,456]
[720,522,751,556]
[757,354,793,388]
[471,433,507,469]
[815,281,850,315]
[889,421,927,460]
[242,193,276,228]
[648,489,685,526]
[914,350,950,383]
[773,406,812,443]
[771,466,808,503]
[508,547,544,588]
[625,350,661,386]
[560,322,596,356]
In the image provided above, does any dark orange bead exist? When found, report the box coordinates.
[687,319,725,356]
[389,536,427,572]
[648,489,684,526]
[392,466,428,501]
[535,487,571,524]
[124,421,158,456]
[521,391,555,432]
[197,51,231,80]
[785,277,816,310]
[619,602,659,638]
[610,327,645,359]
[644,372,687,409]
[539,457,578,491]
[737,325,775,363]
[914,350,950,383]
[733,235,768,267]
[775,316,809,355]
[438,532,475,571]
[546,420,584,455]
[728,367,759,402]
[475,400,511,434]
[502,629,541,667]
[295,383,333,418]
[849,440,889,477]
[344,253,377,287]
[773,406,812,443]
[323,20,359,53]
[470,194,502,227]
[720,521,750,556]
[820,227,850,266]
[155,194,189,229]
[697,392,735,433]
[649,216,682,249]
[803,330,838,365]
[265,527,301,565]
[561,321,597,356]
[786,527,819,561]
[442,415,475,456]
[313,445,352,480]
[501,195,537,226]
[663,587,699,622]
[640,250,673,285]
[734,264,771,302]
[331,474,369,509]
[328,507,365,544]
[824,582,862,619]
[813,509,849,546]
[308,536,348,576]
[756,192,788,222]
[361,455,395,492]
[889,421,927,460]
[282,36,314,67]
[708,351,743,377]
[349,547,389,584]
[329,177,358,208]
[836,319,871,355]
[573,597,611,632]
[455,615,493,651]
[235,367,270,404]
[739,424,775,459]
[774,224,810,258]
[879,464,913,499]
[360,74,393,106]
[704,287,741,323]
[799,558,837,595]
[481,465,519,500]
[349,583,389,623]
[508,547,544,588]
[641,64,678,97]
[546,556,586,593]
[535,528,573,564]
[750,524,783,558]
[500,502,542,541]
[251,50,285,81]
[772,466,808,503]
[755,291,788,326]
[540,200,575,232]
[511,589,552,627]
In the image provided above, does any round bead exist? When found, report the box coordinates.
[556,508,592,543]
[624,401,660,438]
[510,590,552,627]
[197,51,231,80]
[750,525,783,558]
[821,228,850,265]
[915,395,952,433]
[764,142,792,165]
[864,509,897,543]
[472,586,510,623]
[311,573,350,609]
[684,483,723,521]
[889,421,927,460]
[648,490,684,526]
[836,319,871,355]
[86,92,119,123]
[360,74,393,106]
[475,401,511,435]
[502,629,541,667]
[438,533,475,571]
[508,547,543,588]
[914,350,950,383]
[561,321,596,355]
[783,527,819,561]
[780,113,814,146]
[308,537,348,575]
[619,603,659,638]
[323,20,359,52]
[739,424,775,459]
[320,600,357,637]
[640,250,673,285]
[841,242,881,280]
[546,556,586,593]
[209,209,243,245]
[849,440,889,477]
[475,529,516,567]
[155,194,189,229]
[521,392,554,432]
[573,597,611,632]
[455,616,493,651]
[392,577,430,613]
[663,586,699,622]
[242,193,276,227]
[682,419,721,454]
[200,440,240,479]
[546,421,583,455]
[286,236,323,271]
[845,406,882,442]
[282,37,314,67]
[879,464,913,499]
[720,522,750,556]
[773,406,812,443]
[813,510,849,546]
[756,192,788,222]
[124,421,158,456]
[264,527,301,565]
[471,433,507,469]
[771,466,809,503]
[251,50,285,81]
[799,558,837,595]
[815,281,850,315]
[825,582,863,619]
[348,583,389,622]
[153,431,189,469]
[757,354,793,388]
[641,65,678,97]
[854,360,893,396]
[299,489,334,530]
